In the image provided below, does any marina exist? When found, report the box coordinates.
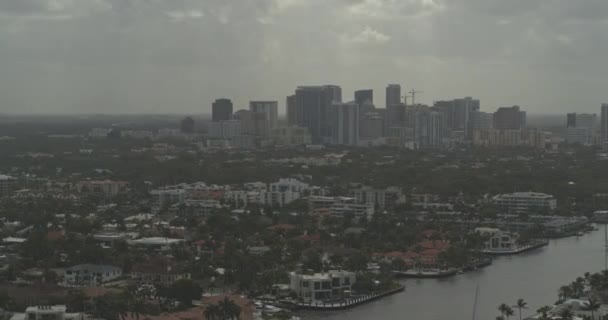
[300,226,607,320]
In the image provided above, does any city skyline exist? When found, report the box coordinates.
[1,1,608,114]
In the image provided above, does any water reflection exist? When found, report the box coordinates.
[301,227,605,320]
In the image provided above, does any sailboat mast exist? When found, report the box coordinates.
[604,224,608,271]
[472,284,479,320]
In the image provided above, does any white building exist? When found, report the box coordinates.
[209,120,241,139]
[150,188,187,207]
[352,186,405,210]
[289,270,356,303]
[76,180,128,197]
[89,128,111,139]
[475,227,518,252]
[308,196,374,218]
[224,178,319,208]
[128,237,185,248]
[493,192,557,213]
[12,305,85,320]
[121,130,154,139]
[64,264,123,287]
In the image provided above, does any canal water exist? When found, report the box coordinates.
[300,227,606,320]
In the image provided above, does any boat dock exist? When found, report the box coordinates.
[293,286,405,310]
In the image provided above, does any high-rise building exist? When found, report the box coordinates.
[601,104,608,147]
[355,90,373,106]
[286,95,296,126]
[212,98,233,122]
[433,100,455,130]
[180,116,195,134]
[233,110,253,135]
[573,113,597,128]
[414,111,446,149]
[249,101,279,136]
[292,85,343,143]
[453,97,480,137]
[567,113,577,128]
[360,112,384,140]
[470,111,493,131]
[386,84,401,108]
[565,113,597,145]
[493,106,526,130]
[385,103,406,130]
[330,102,359,146]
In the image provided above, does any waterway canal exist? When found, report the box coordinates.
[301,226,606,320]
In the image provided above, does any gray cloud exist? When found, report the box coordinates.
[0,0,606,114]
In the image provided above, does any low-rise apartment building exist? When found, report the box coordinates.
[289,270,356,303]
[493,192,557,213]
[64,264,122,287]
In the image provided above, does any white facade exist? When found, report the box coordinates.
[121,130,154,139]
[209,120,241,139]
[290,270,356,303]
[493,192,557,213]
[475,227,518,252]
[308,196,374,218]
[352,186,405,209]
[89,128,111,139]
[225,178,317,208]
[151,188,187,206]
[64,264,123,287]
[76,180,128,196]
[22,305,85,320]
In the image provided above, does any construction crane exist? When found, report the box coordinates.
[409,89,423,105]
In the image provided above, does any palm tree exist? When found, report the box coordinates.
[513,298,528,320]
[499,303,510,317]
[218,297,241,320]
[204,304,220,320]
[537,306,553,320]
[585,297,601,320]
[496,316,505,320]
[558,307,574,320]
[505,306,515,320]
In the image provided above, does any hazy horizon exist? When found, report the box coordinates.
[1,0,608,114]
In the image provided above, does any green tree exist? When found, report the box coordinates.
[584,297,601,320]
[513,298,528,320]
[558,307,574,320]
[537,306,552,320]
[218,297,241,320]
[204,304,221,320]
[168,279,202,306]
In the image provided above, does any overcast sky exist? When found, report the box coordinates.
[0,0,607,114]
